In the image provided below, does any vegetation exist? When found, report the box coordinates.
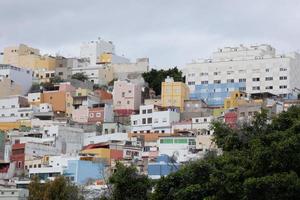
[71,72,89,82]
[105,107,300,200]
[151,107,300,200]
[50,75,64,84]
[142,67,184,95]
[102,162,152,200]
[28,176,83,200]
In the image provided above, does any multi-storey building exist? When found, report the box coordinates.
[161,76,189,111]
[0,64,32,97]
[113,80,142,116]
[131,105,180,134]
[80,38,116,65]
[2,44,61,70]
[184,44,300,106]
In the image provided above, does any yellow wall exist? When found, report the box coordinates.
[99,53,112,64]
[81,148,111,159]
[161,81,189,111]
[224,91,247,109]
[3,44,57,70]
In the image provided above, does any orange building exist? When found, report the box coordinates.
[41,91,66,113]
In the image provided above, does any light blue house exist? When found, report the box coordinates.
[148,154,181,179]
[64,160,105,185]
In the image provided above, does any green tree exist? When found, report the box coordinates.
[28,176,83,200]
[152,106,300,200]
[142,67,184,95]
[50,75,63,84]
[107,162,151,200]
[71,73,88,82]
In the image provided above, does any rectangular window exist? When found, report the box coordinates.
[265,77,273,81]
[174,139,188,144]
[239,87,246,91]
[227,71,234,75]
[160,139,173,144]
[213,72,221,75]
[279,76,287,80]
[279,85,287,89]
[252,86,260,90]
[201,81,208,84]
[227,79,234,83]
[142,118,146,124]
[142,110,146,114]
[147,109,152,113]
[265,86,273,90]
[214,80,221,84]
[188,81,195,85]
[252,77,260,82]
[239,78,246,83]
[265,68,270,72]
[280,68,287,71]
[147,118,152,124]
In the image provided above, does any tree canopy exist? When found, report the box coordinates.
[151,106,300,200]
[28,176,83,200]
[71,73,89,82]
[142,67,184,95]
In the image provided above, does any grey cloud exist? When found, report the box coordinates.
[0,0,300,67]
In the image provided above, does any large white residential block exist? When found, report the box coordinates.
[184,44,300,106]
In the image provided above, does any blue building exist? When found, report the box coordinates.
[148,154,181,179]
[64,160,105,185]
[190,82,246,106]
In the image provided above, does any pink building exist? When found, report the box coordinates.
[113,80,142,116]
[88,107,104,123]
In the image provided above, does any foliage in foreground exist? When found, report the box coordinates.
[28,176,83,200]
[151,107,300,200]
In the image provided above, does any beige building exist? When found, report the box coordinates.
[3,44,60,70]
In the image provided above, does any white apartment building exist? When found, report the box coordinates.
[80,38,115,65]
[0,96,32,123]
[0,64,32,96]
[131,105,180,133]
[184,44,300,106]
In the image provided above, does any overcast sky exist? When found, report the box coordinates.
[1,0,300,68]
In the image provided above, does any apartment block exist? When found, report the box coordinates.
[184,44,300,106]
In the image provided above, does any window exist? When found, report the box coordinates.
[213,72,221,75]
[142,118,146,124]
[279,85,287,89]
[204,118,207,122]
[58,72,63,75]
[162,118,167,122]
[10,113,15,117]
[147,109,152,113]
[280,68,287,71]
[252,86,260,90]
[96,113,101,117]
[122,92,125,97]
[133,120,137,125]
[252,77,260,82]
[188,81,195,85]
[239,78,246,82]
[279,76,287,80]
[201,81,208,84]
[265,86,273,90]
[227,71,234,75]
[265,68,270,72]
[265,77,273,81]
[195,119,199,123]
[20,113,24,117]
[127,100,130,104]
[214,80,221,84]
[147,118,152,123]
[200,72,208,76]
[142,110,146,114]
[89,113,94,117]
[11,105,15,108]
[128,90,132,93]
[227,79,234,83]
[239,70,246,73]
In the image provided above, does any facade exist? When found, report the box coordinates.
[111,58,149,79]
[158,136,197,163]
[0,188,28,200]
[113,80,142,116]
[0,96,32,123]
[3,44,58,70]
[184,44,300,106]
[131,105,180,134]
[80,38,115,65]
[0,64,32,96]
[161,77,189,111]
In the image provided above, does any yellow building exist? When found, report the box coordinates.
[224,91,247,109]
[0,78,22,98]
[224,90,263,110]
[3,44,57,70]
[161,76,189,111]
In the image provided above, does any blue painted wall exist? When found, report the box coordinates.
[190,82,246,106]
